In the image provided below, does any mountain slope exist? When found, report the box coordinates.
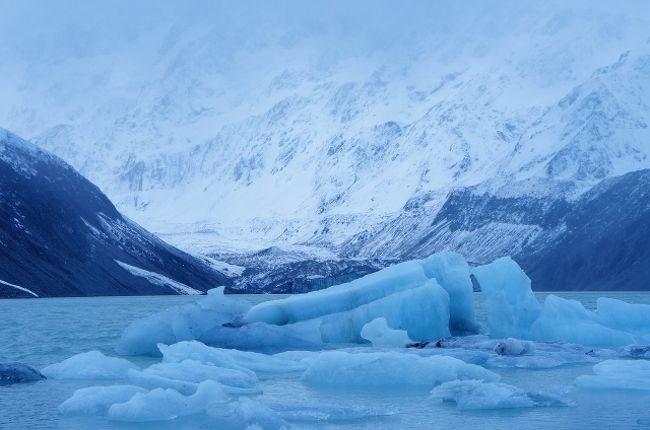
[0,129,230,298]
[1,1,649,255]
[1,1,649,291]
[520,169,650,291]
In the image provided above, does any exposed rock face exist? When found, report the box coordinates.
[0,129,230,297]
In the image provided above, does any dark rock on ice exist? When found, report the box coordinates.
[405,341,431,349]
[0,363,46,385]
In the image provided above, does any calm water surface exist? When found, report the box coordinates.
[1,292,650,430]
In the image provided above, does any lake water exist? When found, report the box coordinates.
[1,292,650,429]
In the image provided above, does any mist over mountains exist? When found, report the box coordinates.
[1,0,649,292]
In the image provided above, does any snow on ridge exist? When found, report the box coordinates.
[0,278,39,297]
[195,255,245,277]
[114,260,203,295]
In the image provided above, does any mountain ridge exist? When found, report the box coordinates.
[0,128,231,298]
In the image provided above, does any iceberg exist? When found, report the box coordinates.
[107,380,229,422]
[243,260,433,325]
[243,252,478,342]
[472,257,541,339]
[139,359,258,389]
[575,360,650,391]
[158,341,316,374]
[475,257,650,347]
[301,350,498,387]
[114,251,650,359]
[59,385,147,415]
[118,252,479,353]
[318,282,450,343]
[227,397,288,430]
[430,380,571,410]
[116,287,259,355]
[418,252,478,333]
[595,298,650,338]
[529,295,635,347]
[41,350,138,380]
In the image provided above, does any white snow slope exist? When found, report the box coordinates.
[1,0,649,256]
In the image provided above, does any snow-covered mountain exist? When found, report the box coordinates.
[0,128,230,298]
[1,0,649,290]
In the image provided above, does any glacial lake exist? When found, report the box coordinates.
[2,292,650,430]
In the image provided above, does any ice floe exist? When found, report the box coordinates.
[301,350,498,387]
[575,360,650,391]
[59,385,147,415]
[430,380,572,410]
[42,350,138,380]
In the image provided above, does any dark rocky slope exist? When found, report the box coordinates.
[0,129,230,298]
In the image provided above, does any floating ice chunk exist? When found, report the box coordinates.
[42,351,138,380]
[419,252,478,333]
[475,257,649,347]
[472,257,540,339]
[494,338,535,356]
[244,260,431,325]
[243,256,455,344]
[108,380,229,422]
[430,380,571,410]
[59,385,146,415]
[159,341,314,374]
[529,295,635,347]
[264,399,397,424]
[576,360,650,391]
[116,287,252,356]
[127,360,260,396]
[360,318,412,347]
[142,359,258,389]
[231,397,288,430]
[302,351,498,387]
[199,318,324,352]
[595,298,650,336]
[127,368,198,395]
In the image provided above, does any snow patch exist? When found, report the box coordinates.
[115,260,203,295]
[0,278,38,297]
